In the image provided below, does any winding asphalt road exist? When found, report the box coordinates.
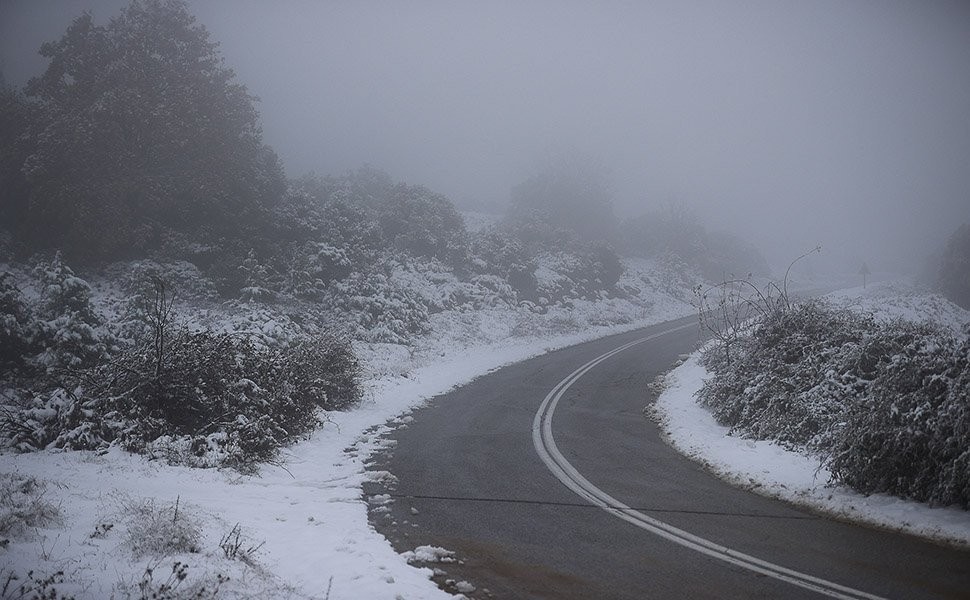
[365,316,970,599]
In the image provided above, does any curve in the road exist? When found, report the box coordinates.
[366,316,970,599]
[532,323,884,600]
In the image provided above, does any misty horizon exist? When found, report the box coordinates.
[2,0,968,275]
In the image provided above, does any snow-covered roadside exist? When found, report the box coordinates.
[1,264,694,599]
[653,281,970,549]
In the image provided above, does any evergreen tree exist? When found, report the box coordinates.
[17,0,285,263]
[0,273,35,376]
[31,252,111,373]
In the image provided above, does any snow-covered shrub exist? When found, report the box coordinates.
[117,268,183,345]
[828,325,970,507]
[0,474,61,539]
[510,306,581,338]
[330,267,431,344]
[469,223,623,304]
[376,183,468,266]
[383,258,517,313]
[2,322,361,469]
[223,304,309,351]
[122,497,201,558]
[533,244,622,304]
[288,170,385,264]
[2,386,114,451]
[655,252,703,301]
[101,328,358,466]
[700,298,970,508]
[238,249,276,303]
[461,274,518,309]
[0,272,35,376]
[282,241,353,300]
[116,260,218,303]
[258,334,362,412]
[218,522,264,564]
[30,252,113,374]
[134,561,228,600]
[317,196,384,265]
[700,300,874,449]
[468,226,537,298]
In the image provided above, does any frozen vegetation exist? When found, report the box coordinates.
[1,1,968,596]
[0,250,696,599]
[655,279,970,547]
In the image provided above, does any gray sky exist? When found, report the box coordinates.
[2,0,969,274]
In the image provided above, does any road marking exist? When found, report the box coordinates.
[382,493,819,518]
[532,323,887,600]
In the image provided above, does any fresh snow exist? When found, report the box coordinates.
[653,280,970,549]
[825,279,970,336]
[8,266,965,599]
[1,258,695,599]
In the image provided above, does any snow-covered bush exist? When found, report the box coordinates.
[461,274,518,309]
[376,183,468,266]
[122,497,202,558]
[262,335,363,412]
[510,306,580,338]
[468,226,537,298]
[117,260,218,302]
[238,249,277,303]
[533,244,622,304]
[107,327,359,467]
[115,261,216,343]
[0,473,61,539]
[222,304,310,351]
[3,323,361,470]
[282,241,353,300]
[468,221,625,305]
[699,300,872,449]
[389,258,517,312]
[330,267,431,345]
[133,561,228,600]
[30,252,113,374]
[0,272,35,377]
[1,386,112,451]
[314,190,384,265]
[829,325,970,507]
[654,253,703,301]
[699,298,970,508]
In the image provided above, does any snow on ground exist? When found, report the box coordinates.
[1,259,694,599]
[653,281,970,549]
[825,279,970,336]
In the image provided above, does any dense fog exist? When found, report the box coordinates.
[2,0,968,274]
